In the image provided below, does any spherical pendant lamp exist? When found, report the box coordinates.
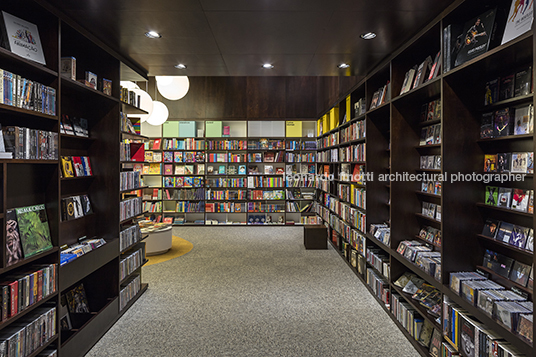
[146,101,169,126]
[155,76,190,100]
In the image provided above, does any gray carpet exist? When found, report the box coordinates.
[86,227,420,357]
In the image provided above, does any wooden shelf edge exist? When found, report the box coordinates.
[0,247,59,275]
[0,292,58,330]
[27,334,58,357]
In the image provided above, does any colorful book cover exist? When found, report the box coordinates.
[15,204,53,258]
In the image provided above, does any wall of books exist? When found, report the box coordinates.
[137,120,319,226]
[314,0,535,356]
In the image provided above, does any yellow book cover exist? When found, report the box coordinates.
[346,95,351,122]
[286,121,302,137]
[322,114,328,134]
[61,156,75,177]
[317,118,322,136]
[148,163,161,174]
[329,107,339,130]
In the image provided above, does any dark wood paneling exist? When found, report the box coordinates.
[246,77,287,118]
[204,77,248,118]
[285,77,318,118]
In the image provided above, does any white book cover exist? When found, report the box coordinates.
[2,11,46,65]
[502,0,534,45]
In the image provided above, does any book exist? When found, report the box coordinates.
[510,225,529,248]
[509,261,531,286]
[0,11,46,65]
[496,221,514,242]
[459,315,476,357]
[514,67,532,97]
[485,186,498,205]
[454,8,501,67]
[429,328,442,357]
[418,320,434,347]
[511,152,528,172]
[5,209,23,266]
[483,154,497,172]
[511,188,529,211]
[61,156,75,178]
[482,219,500,238]
[81,194,93,215]
[61,56,76,80]
[72,156,85,177]
[480,112,494,138]
[484,78,499,105]
[15,204,53,258]
[496,153,511,172]
[502,0,534,45]
[427,51,441,82]
[514,105,532,135]
[497,187,512,208]
[65,282,90,314]
[499,74,515,101]
[494,108,513,137]
[85,71,97,89]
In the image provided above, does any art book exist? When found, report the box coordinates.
[1,11,46,64]
[66,283,90,314]
[5,208,23,266]
[502,0,534,45]
[15,204,53,258]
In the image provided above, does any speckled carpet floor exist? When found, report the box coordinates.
[86,227,420,357]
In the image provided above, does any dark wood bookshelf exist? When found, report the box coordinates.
[120,186,149,193]
[475,234,533,258]
[476,202,533,217]
[0,291,58,330]
[390,285,441,331]
[0,247,58,276]
[475,265,533,296]
[27,334,58,357]
[0,102,59,120]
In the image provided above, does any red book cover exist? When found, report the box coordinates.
[163,217,173,224]
[130,143,145,162]
[9,280,17,317]
[72,156,84,177]
[82,157,93,176]
[152,138,161,150]
[37,270,43,301]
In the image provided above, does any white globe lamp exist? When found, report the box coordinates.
[146,101,169,126]
[156,76,190,100]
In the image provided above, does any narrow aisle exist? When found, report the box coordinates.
[87,227,420,357]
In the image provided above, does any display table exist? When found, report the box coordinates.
[141,224,172,256]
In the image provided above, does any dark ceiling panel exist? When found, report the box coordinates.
[42,0,457,77]
[307,53,388,76]
[335,0,454,12]
[316,11,440,55]
[46,0,203,11]
[199,0,338,12]
[223,54,315,76]
[205,11,327,54]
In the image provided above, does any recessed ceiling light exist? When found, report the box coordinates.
[360,32,376,40]
[175,64,187,69]
[145,31,161,39]
[262,63,274,69]
[338,63,350,69]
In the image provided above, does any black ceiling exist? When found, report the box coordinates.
[44,0,456,77]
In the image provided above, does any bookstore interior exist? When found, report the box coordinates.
[0,0,535,356]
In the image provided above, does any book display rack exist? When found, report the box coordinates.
[0,1,150,356]
[138,120,319,226]
[314,0,535,356]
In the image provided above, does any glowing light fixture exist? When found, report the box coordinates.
[338,63,350,69]
[262,63,274,69]
[360,32,377,40]
[146,101,169,126]
[145,31,161,38]
[174,64,187,69]
[155,76,190,101]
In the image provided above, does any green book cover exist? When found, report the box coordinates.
[206,121,222,137]
[15,204,53,258]
[485,186,498,206]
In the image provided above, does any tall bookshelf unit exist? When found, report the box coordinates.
[0,1,150,356]
[139,120,318,226]
[315,0,536,356]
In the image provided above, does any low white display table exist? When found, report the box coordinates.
[142,225,172,256]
